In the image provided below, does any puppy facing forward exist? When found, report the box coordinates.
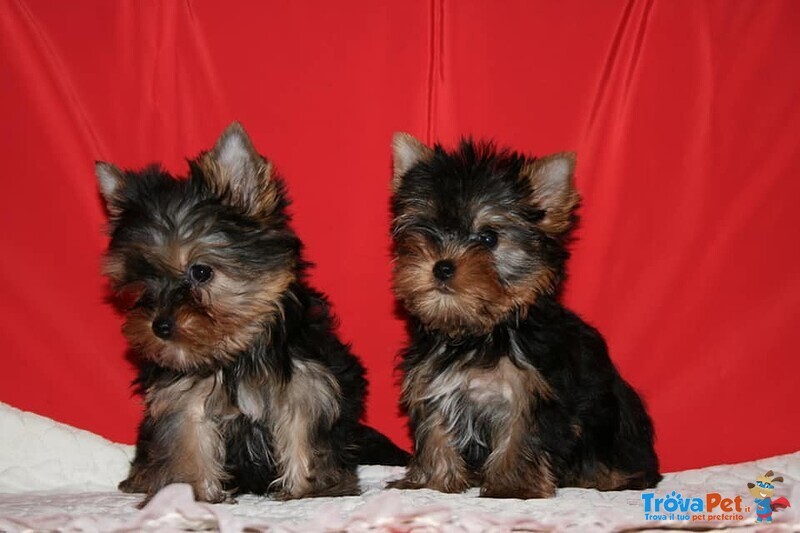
[387,134,661,498]
[96,123,407,504]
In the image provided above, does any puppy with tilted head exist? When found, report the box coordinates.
[96,123,407,505]
[387,134,661,498]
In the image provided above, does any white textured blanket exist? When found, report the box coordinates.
[0,403,797,532]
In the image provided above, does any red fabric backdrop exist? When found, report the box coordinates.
[1,0,798,472]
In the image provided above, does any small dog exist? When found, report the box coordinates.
[387,134,661,498]
[96,122,407,504]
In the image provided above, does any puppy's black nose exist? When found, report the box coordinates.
[433,260,456,281]
[152,317,174,340]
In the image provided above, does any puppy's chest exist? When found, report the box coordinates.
[234,359,341,424]
[236,378,270,420]
[463,369,516,405]
[146,372,277,424]
[422,356,526,418]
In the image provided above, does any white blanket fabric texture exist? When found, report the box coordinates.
[0,402,797,532]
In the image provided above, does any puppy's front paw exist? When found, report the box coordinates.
[119,470,160,495]
[309,471,361,497]
[118,477,140,494]
[273,488,304,501]
[193,481,234,504]
[387,470,470,494]
[386,476,425,490]
[426,475,471,494]
[480,479,556,499]
[386,464,428,490]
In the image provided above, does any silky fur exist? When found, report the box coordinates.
[98,123,407,504]
[388,135,661,498]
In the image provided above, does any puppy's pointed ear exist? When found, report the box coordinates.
[202,122,280,217]
[392,132,433,192]
[95,161,126,217]
[522,152,579,234]
[747,483,755,488]
[772,476,784,483]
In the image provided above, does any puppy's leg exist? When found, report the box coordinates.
[118,430,160,495]
[387,412,470,493]
[171,409,229,503]
[479,358,557,498]
[270,361,358,499]
[480,417,556,499]
[122,376,230,504]
[571,462,653,491]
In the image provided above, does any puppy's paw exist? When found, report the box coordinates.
[386,476,425,490]
[480,480,556,499]
[273,488,307,501]
[118,477,141,494]
[271,490,290,501]
[388,473,470,494]
[427,476,471,494]
[386,465,428,490]
[193,481,233,504]
[273,477,360,500]
[119,471,160,495]
[309,472,361,497]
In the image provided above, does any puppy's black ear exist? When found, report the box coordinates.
[522,152,579,234]
[772,476,784,483]
[391,132,433,192]
[202,122,280,217]
[747,483,755,488]
[95,161,126,218]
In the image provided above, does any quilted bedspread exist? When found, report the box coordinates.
[0,402,797,532]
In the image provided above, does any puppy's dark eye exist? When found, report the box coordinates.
[477,229,498,249]
[189,264,214,284]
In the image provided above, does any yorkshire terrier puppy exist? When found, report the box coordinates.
[387,134,661,498]
[96,122,407,504]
